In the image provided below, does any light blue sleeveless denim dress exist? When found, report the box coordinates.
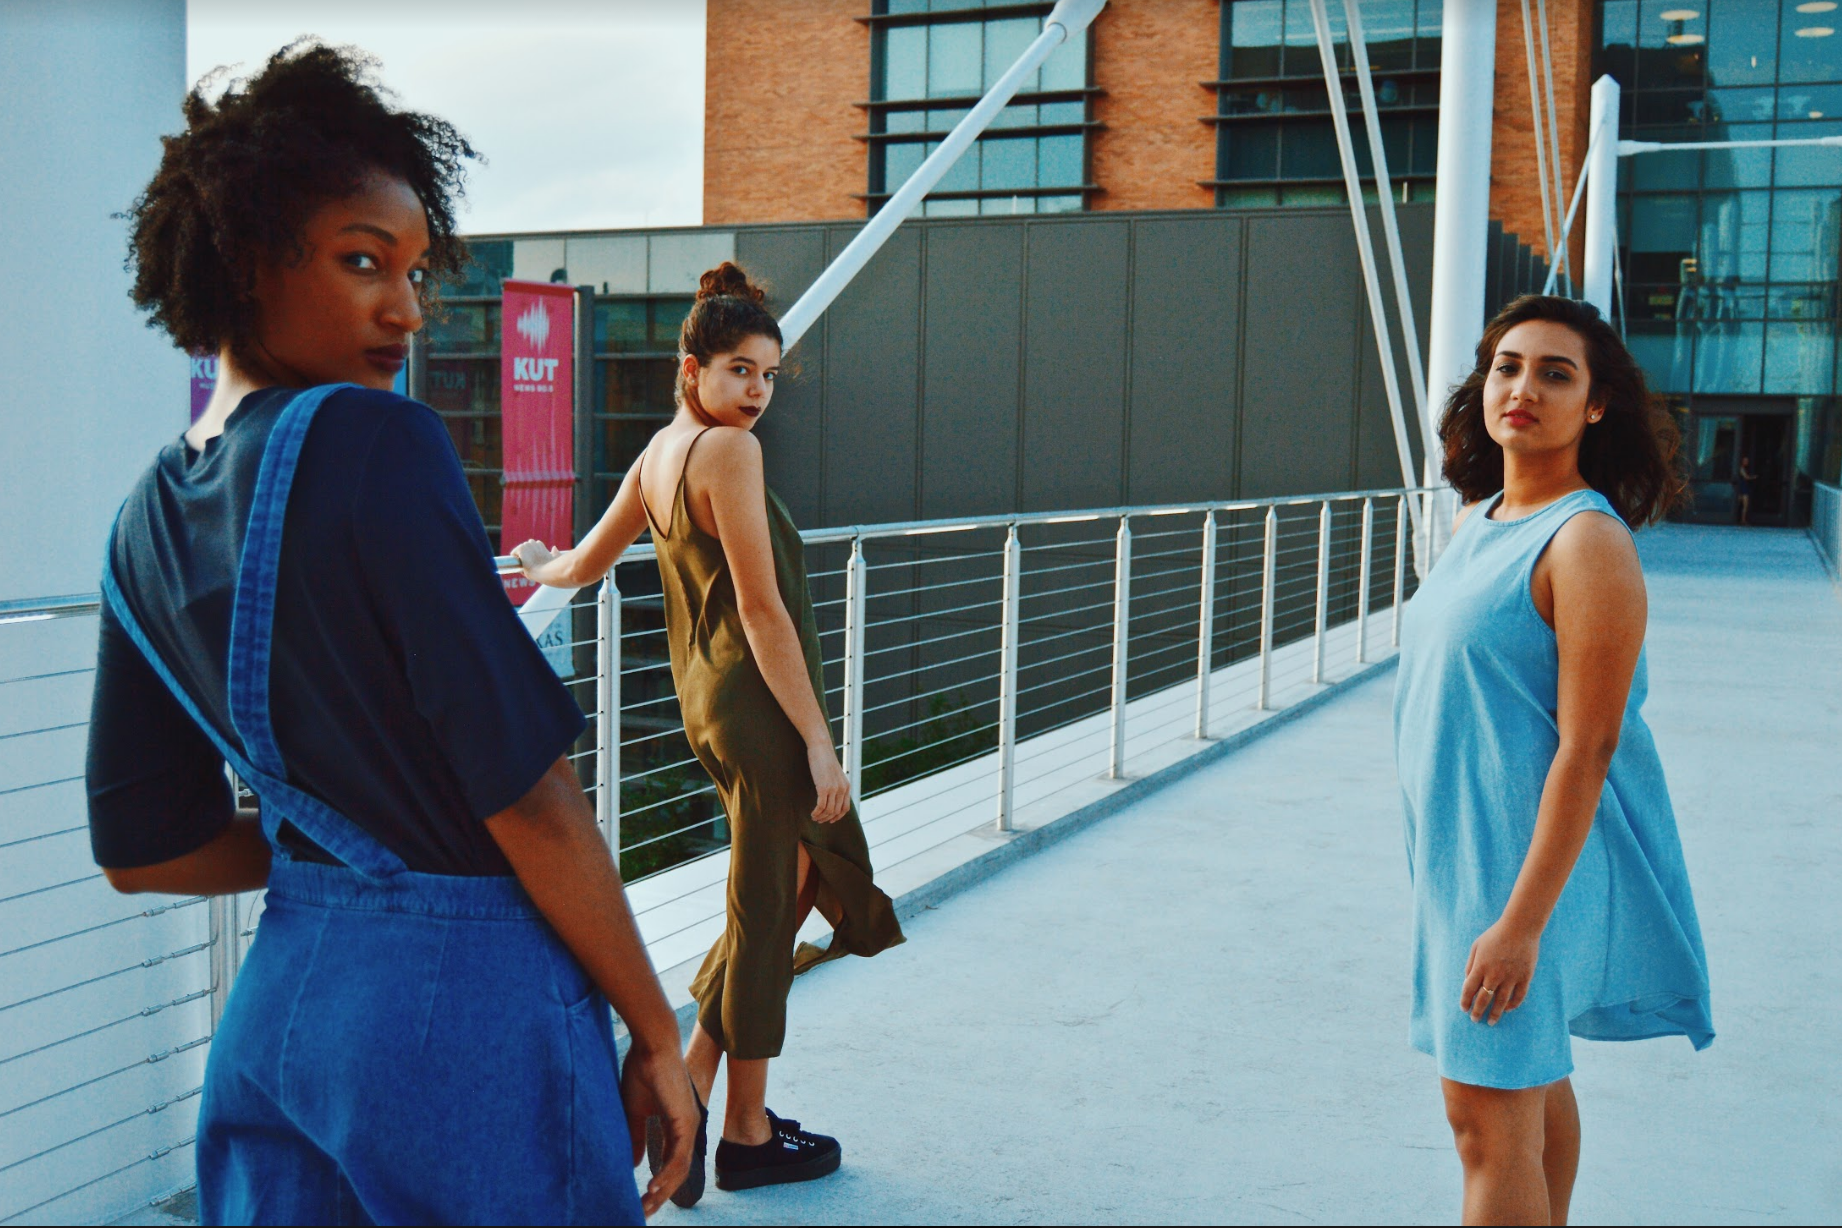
[103,386,644,1224]
[1394,489,1714,1090]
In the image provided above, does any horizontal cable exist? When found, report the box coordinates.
[1020,554,1114,581]
[1020,574,1115,603]
[1017,597,1114,628]
[865,568,998,601]
[1015,662,1112,701]
[862,718,999,774]
[1014,678,1114,727]
[618,782,719,822]
[862,619,995,660]
[619,752,704,783]
[861,669,1002,719]
[0,1133,196,1225]
[0,1086,201,1178]
[619,811,727,856]
[0,1035,208,1122]
[0,720,86,743]
[0,939,211,1016]
[0,987,212,1069]
[1017,637,1111,677]
[0,774,82,799]
[0,824,85,852]
[866,547,999,573]
[864,638,998,683]
[863,593,1002,629]
[0,872,102,907]
[0,666,96,687]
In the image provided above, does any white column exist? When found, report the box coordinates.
[1424,0,1498,469]
[1582,75,1622,318]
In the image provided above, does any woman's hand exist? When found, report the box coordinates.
[620,1037,700,1217]
[1461,918,1541,1025]
[512,539,573,587]
[807,740,851,824]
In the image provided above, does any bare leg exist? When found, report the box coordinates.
[685,1022,722,1106]
[1542,1078,1580,1225]
[722,846,819,1147]
[1443,1078,1550,1225]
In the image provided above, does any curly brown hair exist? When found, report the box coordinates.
[124,40,477,357]
[674,262,783,406]
[1439,295,1684,527]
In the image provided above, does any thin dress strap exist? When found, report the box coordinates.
[639,427,714,539]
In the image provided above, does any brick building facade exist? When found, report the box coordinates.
[704,0,1595,263]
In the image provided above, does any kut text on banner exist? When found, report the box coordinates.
[499,281,576,603]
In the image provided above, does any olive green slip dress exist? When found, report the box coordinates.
[642,431,904,1061]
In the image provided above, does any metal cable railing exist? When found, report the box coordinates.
[0,483,1442,1223]
[1813,482,1841,582]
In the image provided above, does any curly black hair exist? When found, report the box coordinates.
[125,40,477,356]
[1439,295,1685,527]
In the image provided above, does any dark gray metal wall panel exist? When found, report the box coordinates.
[737,227,828,525]
[1126,215,1243,505]
[919,223,1025,518]
[1237,212,1361,497]
[1020,218,1131,511]
[821,224,922,525]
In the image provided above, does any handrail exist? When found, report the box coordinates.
[0,593,102,623]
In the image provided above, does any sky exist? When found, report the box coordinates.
[186,0,706,235]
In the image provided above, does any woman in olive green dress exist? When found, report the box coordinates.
[516,262,902,1202]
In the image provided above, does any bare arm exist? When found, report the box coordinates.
[1462,512,1646,1023]
[515,462,650,588]
[103,810,271,895]
[484,755,697,1216]
[697,428,850,823]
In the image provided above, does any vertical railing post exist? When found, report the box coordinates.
[1108,516,1132,779]
[1356,496,1375,664]
[1195,511,1216,739]
[842,537,867,808]
[1256,506,1277,710]
[208,895,237,1032]
[995,525,1021,832]
[596,576,620,851]
[1392,495,1408,648]
[1312,500,1331,684]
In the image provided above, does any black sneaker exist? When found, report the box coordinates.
[646,1090,709,1209]
[713,1109,841,1191]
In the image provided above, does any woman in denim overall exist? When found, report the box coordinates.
[88,44,697,1222]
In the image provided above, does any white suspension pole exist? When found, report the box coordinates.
[1307,0,1423,545]
[1535,0,1572,295]
[1581,74,1621,317]
[515,0,1107,641]
[1519,0,1561,279]
[778,0,1107,352]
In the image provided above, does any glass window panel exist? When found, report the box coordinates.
[1280,183,1345,206]
[1706,86,1775,122]
[1413,0,1442,66]
[885,0,927,12]
[882,26,927,100]
[884,140,926,190]
[1219,186,1281,208]
[1702,121,1774,188]
[427,357,499,419]
[1597,0,1639,86]
[1640,0,1707,89]
[426,302,494,354]
[1768,188,1842,280]
[650,298,692,349]
[1280,122,1341,178]
[1697,189,1771,279]
[1781,14,1842,84]
[1778,83,1842,120]
[1693,320,1766,392]
[595,300,647,352]
[1634,88,1705,126]
[984,17,1040,91]
[1362,0,1415,70]
[1041,26,1087,90]
[1039,100,1086,124]
[1764,321,1837,393]
[929,0,983,12]
[1282,0,1329,76]
[1769,284,1837,319]
[884,109,926,134]
[1629,129,1703,189]
[1229,0,1284,77]
[1630,282,1689,320]
[923,198,980,217]
[1410,115,1439,174]
[1625,320,1696,392]
[928,21,982,96]
[937,138,979,191]
[987,103,1037,129]
[1037,133,1084,186]
[1037,194,1084,213]
[1705,0,1776,86]
[928,107,971,129]
[1773,120,1842,186]
[1225,122,1280,178]
[981,195,1036,215]
[1628,194,1700,282]
[980,136,1037,189]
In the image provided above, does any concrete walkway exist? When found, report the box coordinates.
[656,526,1841,1226]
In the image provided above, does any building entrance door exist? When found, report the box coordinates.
[1680,410,1794,527]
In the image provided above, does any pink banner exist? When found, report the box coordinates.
[190,352,218,422]
[499,281,576,599]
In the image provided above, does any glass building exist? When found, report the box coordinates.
[1213,0,1444,207]
[867,0,1094,215]
[1599,0,1842,523]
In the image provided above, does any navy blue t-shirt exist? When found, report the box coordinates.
[86,387,585,875]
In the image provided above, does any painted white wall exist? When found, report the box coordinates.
[0,4,201,1224]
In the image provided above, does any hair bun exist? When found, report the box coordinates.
[696,261,765,304]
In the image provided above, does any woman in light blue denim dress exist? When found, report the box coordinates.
[1395,296,1713,1224]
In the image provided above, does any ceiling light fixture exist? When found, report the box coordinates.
[1666,32,1707,43]
[1795,25,1836,36]
[1658,7,1700,18]
[1794,2,1837,14]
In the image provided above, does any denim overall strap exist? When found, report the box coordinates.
[103,385,407,879]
